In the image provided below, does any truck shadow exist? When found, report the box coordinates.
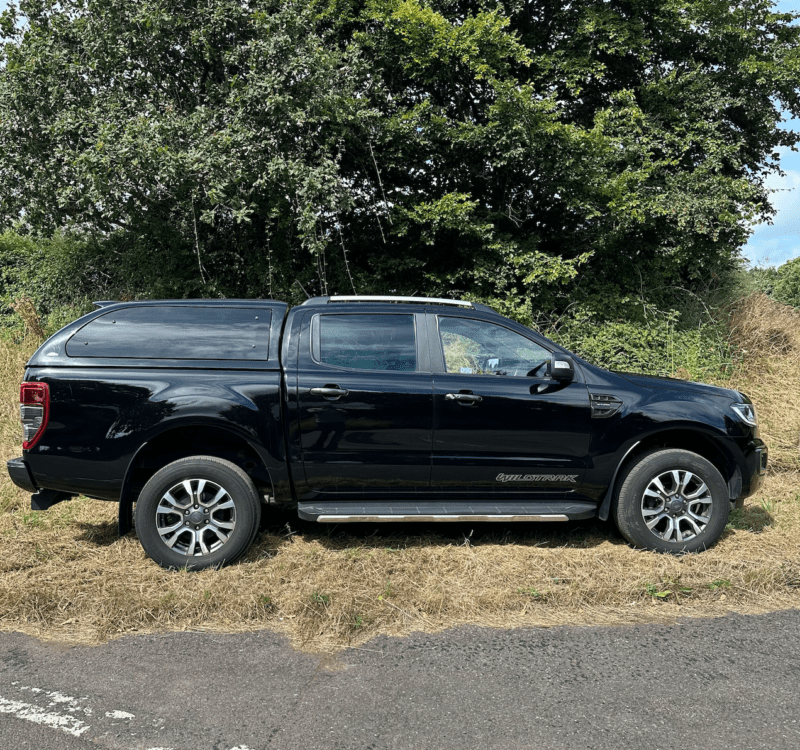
[75,519,121,546]
[724,502,774,534]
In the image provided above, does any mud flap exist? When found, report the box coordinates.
[118,496,134,536]
[31,489,74,511]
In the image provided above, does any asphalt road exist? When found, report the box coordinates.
[1,610,799,750]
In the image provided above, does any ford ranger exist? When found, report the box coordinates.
[6,295,768,568]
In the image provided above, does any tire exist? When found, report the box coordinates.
[613,449,729,554]
[134,456,262,570]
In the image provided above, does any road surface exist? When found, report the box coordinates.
[1,610,798,749]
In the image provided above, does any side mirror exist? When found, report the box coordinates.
[550,355,575,383]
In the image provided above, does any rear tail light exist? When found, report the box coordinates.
[20,382,50,449]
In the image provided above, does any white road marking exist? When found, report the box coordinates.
[0,695,91,737]
[105,710,135,719]
[4,684,251,749]
[17,685,92,715]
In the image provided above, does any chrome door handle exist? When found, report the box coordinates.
[445,393,482,404]
[310,387,349,399]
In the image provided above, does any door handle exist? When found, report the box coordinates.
[310,386,349,399]
[445,392,482,404]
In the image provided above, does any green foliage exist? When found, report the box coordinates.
[739,265,780,298]
[0,0,797,312]
[643,583,672,599]
[0,231,98,333]
[643,580,691,600]
[517,586,548,600]
[740,258,800,310]
[310,591,331,606]
[545,311,732,379]
[478,291,733,379]
[771,258,800,308]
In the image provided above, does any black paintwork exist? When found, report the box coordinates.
[6,297,767,524]
[7,457,36,494]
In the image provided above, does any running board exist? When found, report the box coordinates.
[298,500,597,523]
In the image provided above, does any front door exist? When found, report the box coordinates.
[294,311,433,497]
[429,314,592,496]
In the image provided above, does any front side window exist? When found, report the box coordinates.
[438,317,549,377]
[317,314,416,371]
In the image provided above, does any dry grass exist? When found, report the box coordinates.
[725,293,800,471]
[1,295,800,654]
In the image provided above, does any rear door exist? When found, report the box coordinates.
[293,310,433,497]
[428,313,592,496]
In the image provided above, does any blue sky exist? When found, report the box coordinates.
[745,115,800,268]
[744,0,800,268]
[0,0,798,266]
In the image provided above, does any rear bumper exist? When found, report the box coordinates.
[7,457,74,510]
[7,456,37,494]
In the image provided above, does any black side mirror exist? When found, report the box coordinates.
[550,355,575,382]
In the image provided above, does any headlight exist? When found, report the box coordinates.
[732,402,758,427]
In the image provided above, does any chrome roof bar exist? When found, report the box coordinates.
[327,295,475,308]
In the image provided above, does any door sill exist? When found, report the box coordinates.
[298,500,596,522]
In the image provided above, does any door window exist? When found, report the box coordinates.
[315,314,416,371]
[438,317,549,377]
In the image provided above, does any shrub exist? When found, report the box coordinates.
[544,314,731,380]
[771,257,800,308]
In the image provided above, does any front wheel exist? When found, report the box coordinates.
[134,456,261,570]
[613,449,729,554]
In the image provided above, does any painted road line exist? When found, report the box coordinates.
[105,709,135,719]
[3,681,255,749]
[0,695,91,737]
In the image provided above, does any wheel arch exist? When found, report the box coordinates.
[118,422,275,535]
[598,427,738,522]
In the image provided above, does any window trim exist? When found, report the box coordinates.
[309,312,422,373]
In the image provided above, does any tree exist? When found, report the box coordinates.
[1,0,379,301]
[0,0,798,317]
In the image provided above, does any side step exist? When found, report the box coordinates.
[298,500,597,523]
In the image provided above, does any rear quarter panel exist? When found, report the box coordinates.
[23,367,288,500]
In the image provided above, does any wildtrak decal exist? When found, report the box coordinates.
[496,473,578,483]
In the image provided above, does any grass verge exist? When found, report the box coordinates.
[1,476,799,653]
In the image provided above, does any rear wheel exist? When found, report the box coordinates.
[613,449,729,553]
[134,456,261,570]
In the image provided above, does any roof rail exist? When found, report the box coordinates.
[327,295,475,308]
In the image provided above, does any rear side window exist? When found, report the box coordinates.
[314,314,416,371]
[66,307,271,360]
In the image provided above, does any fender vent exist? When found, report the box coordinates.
[590,393,622,419]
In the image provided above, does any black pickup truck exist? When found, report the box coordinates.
[7,295,767,568]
